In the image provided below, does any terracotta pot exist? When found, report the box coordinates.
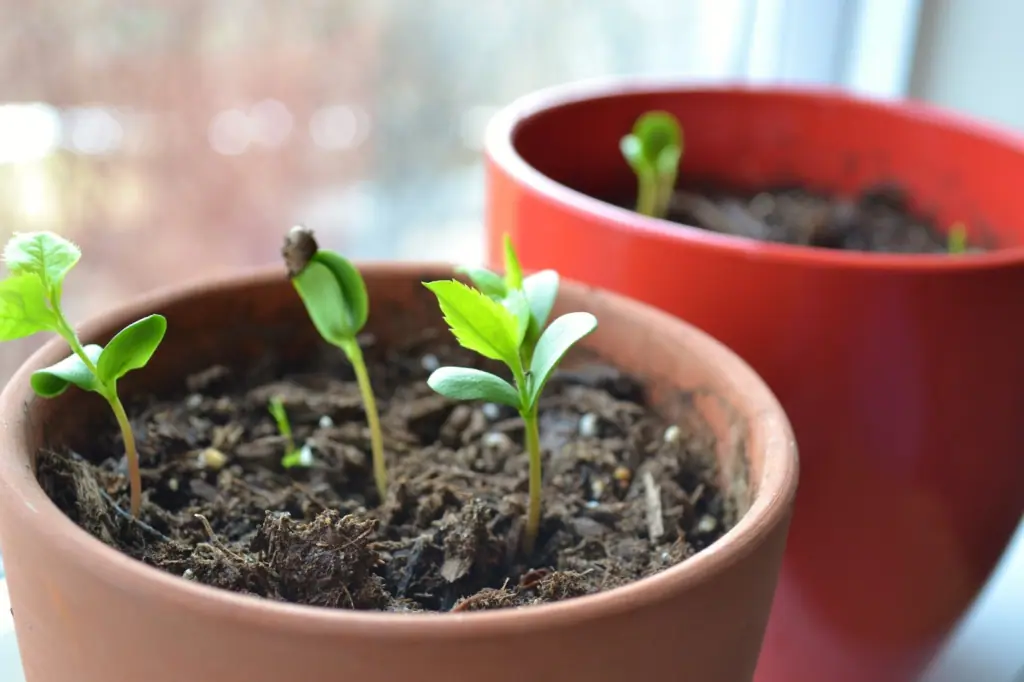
[0,265,797,682]
[484,80,1024,682]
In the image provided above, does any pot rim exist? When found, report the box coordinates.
[485,74,1024,273]
[0,263,797,638]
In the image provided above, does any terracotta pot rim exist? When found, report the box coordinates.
[484,75,1024,272]
[0,263,797,638]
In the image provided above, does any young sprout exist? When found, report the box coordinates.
[282,225,386,500]
[948,221,968,255]
[424,237,597,555]
[268,396,311,469]
[455,234,560,366]
[620,110,683,219]
[0,231,166,517]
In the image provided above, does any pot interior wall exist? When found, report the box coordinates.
[512,89,1024,248]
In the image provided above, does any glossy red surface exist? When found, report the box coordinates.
[485,81,1024,682]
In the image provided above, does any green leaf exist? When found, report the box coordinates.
[632,111,682,168]
[96,314,167,385]
[3,232,81,291]
[0,274,57,341]
[427,366,521,409]
[503,289,531,348]
[455,266,506,299]
[293,261,350,345]
[503,234,523,291]
[522,270,559,332]
[423,279,522,367]
[292,250,368,345]
[620,134,646,172]
[527,312,598,408]
[31,344,103,397]
[310,250,368,332]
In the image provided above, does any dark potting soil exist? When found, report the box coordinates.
[37,330,733,613]
[649,182,987,253]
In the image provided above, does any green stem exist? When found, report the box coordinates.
[341,338,387,502]
[53,307,142,516]
[521,405,542,556]
[635,171,657,217]
[108,392,142,518]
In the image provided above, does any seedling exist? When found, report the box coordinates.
[282,225,386,499]
[620,110,683,219]
[455,234,560,365]
[0,231,166,517]
[268,396,311,469]
[424,237,597,555]
[948,222,968,255]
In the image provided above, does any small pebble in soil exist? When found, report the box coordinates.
[664,425,680,444]
[481,431,514,449]
[318,415,334,429]
[481,403,501,421]
[697,515,718,534]
[420,353,440,372]
[578,412,599,438]
[297,443,315,467]
[186,394,203,409]
[197,447,228,471]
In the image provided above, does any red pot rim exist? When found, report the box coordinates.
[485,75,1024,273]
[0,265,798,639]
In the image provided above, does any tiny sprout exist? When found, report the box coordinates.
[282,226,386,499]
[620,110,683,219]
[426,235,598,555]
[0,231,166,517]
[268,396,309,469]
[948,222,968,255]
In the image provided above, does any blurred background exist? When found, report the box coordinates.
[1,0,1011,381]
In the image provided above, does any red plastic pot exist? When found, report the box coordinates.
[485,79,1024,682]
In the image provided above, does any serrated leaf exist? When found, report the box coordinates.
[427,367,521,409]
[423,279,522,367]
[96,314,167,384]
[310,249,368,333]
[0,274,56,341]
[31,344,103,397]
[527,312,598,408]
[3,232,81,291]
[523,270,559,332]
[455,266,506,299]
[503,234,523,291]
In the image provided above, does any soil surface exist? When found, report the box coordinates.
[38,331,732,613]
[649,182,987,253]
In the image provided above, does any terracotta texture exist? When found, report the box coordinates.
[0,265,797,682]
[484,81,1024,682]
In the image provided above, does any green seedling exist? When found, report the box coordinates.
[268,396,310,469]
[455,234,560,365]
[948,222,968,255]
[620,110,683,219]
[424,237,597,555]
[0,231,166,517]
[282,225,386,500]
